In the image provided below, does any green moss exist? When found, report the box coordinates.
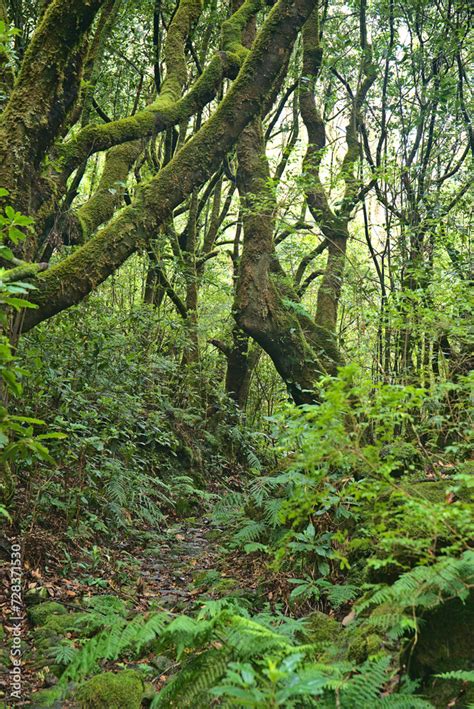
[32,626,62,651]
[25,586,50,606]
[221,0,261,58]
[42,612,81,634]
[61,0,207,172]
[24,0,315,333]
[347,628,384,663]
[75,141,142,242]
[76,670,144,709]
[399,479,472,504]
[29,687,62,707]
[28,601,67,627]
[32,612,82,653]
[0,0,104,207]
[302,611,341,645]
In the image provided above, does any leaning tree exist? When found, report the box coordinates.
[0,0,471,403]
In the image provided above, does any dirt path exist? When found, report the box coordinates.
[137,521,221,610]
[2,519,229,706]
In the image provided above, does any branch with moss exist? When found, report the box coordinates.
[58,0,268,179]
[222,0,262,60]
[57,140,144,247]
[21,0,317,332]
[54,0,205,246]
[1,261,48,283]
[298,1,375,333]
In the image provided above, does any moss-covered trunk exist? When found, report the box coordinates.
[21,0,317,332]
[0,0,105,211]
[235,118,340,405]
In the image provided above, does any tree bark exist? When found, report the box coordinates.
[235,117,341,404]
[0,0,106,211]
[20,0,318,332]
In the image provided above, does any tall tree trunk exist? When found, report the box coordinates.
[235,117,340,404]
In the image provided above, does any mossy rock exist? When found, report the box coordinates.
[347,626,385,663]
[32,626,62,651]
[32,613,82,653]
[420,677,474,709]
[28,601,67,626]
[367,480,472,583]
[301,611,341,645]
[76,670,144,709]
[25,586,50,606]
[411,595,474,676]
[29,686,67,708]
[398,480,471,505]
[42,612,81,635]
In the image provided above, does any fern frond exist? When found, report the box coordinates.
[151,647,230,708]
[435,670,474,682]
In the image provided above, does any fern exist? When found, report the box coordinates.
[151,648,230,708]
[51,643,78,666]
[435,670,474,682]
[358,550,474,621]
[232,519,266,545]
[340,656,392,707]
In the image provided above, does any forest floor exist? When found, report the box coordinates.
[1,512,278,706]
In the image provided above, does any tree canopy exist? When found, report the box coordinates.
[0,0,472,706]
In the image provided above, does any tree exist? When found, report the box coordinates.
[0,0,471,403]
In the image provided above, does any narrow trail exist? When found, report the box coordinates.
[137,521,221,610]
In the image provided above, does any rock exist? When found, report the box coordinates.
[76,670,144,709]
[31,626,62,652]
[28,602,67,627]
[301,611,341,645]
[31,612,82,657]
[41,612,81,634]
[411,595,474,675]
[347,627,384,663]
[25,587,50,606]
[411,595,474,708]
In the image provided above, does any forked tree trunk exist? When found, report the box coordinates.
[235,117,341,404]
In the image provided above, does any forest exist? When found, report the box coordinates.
[0,0,472,706]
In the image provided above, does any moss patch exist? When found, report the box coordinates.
[28,601,67,627]
[76,670,144,709]
[302,611,341,645]
[347,627,384,663]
